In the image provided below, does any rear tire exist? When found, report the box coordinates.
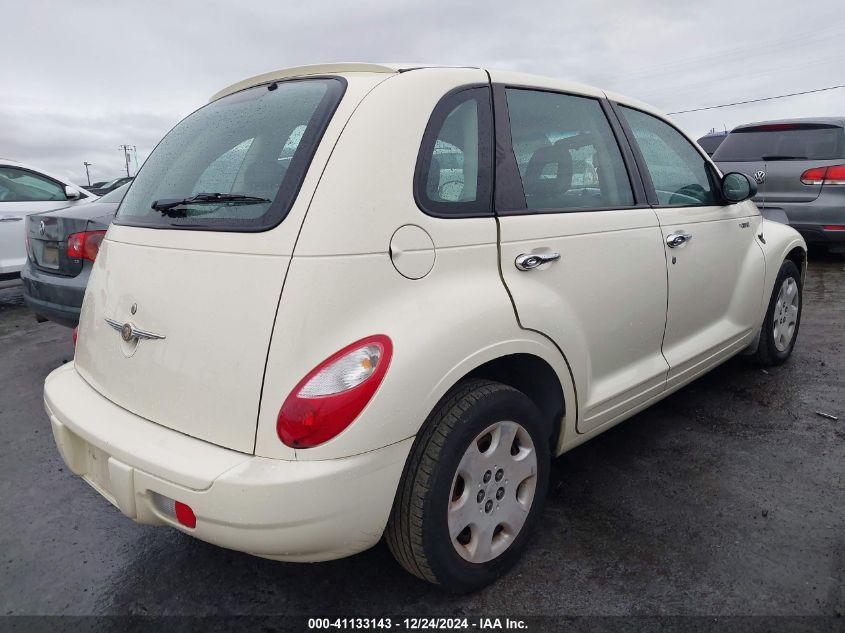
[385,379,550,592]
[752,259,802,366]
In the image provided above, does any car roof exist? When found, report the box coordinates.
[208,63,653,113]
[731,117,845,131]
[210,63,423,101]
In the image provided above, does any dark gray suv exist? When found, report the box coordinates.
[714,118,844,254]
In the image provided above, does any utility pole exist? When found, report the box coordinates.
[118,144,133,177]
[83,162,92,186]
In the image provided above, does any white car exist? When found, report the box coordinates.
[44,64,806,592]
[0,159,93,276]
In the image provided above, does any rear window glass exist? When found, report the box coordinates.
[713,124,844,162]
[115,78,345,231]
[97,183,130,203]
[697,135,726,156]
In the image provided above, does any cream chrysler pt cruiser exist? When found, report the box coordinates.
[44,63,806,592]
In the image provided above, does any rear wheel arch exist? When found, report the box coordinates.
[464,353,566,450]
[385,376,553,590]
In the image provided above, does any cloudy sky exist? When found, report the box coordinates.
[3,0,844,185]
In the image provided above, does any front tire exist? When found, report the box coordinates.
[385,379,550,592]
[752,259,802,366]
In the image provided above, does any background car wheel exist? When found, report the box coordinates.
[752,259,802,366]
[385,379,550,592]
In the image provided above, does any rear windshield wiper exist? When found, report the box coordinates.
[760,155,807,161]
[151,192,271,212]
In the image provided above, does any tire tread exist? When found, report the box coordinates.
[385,379,516,584]
[752,259,802,367]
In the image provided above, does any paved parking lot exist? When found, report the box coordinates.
[0,255,842,623]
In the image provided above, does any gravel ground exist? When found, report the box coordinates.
[0,254,842,630]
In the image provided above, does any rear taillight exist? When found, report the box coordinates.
[277,335,393,448]
[800,164,845,186]
[67,230,107,262]
[72,327,78,347]
[823,225,845,231]
[824,165,845,185]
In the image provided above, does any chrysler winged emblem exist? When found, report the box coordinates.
[753,170,766,184]
[105,318,165,342]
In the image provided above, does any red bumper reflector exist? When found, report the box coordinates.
[175,501,196,528]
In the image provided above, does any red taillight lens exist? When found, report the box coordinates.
[277,335,393,448]
[174,501,196,528]
[67,230,106,262]
[72,327,78,347]
[823,225,845,231]
[800,165,845,186]
[824,165,845,185]
[800,167,826,185]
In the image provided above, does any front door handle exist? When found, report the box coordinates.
[515,252,561,271]
[666,232,693,248]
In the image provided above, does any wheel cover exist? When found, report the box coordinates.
[447,420,537,564]
[773,277,799,352]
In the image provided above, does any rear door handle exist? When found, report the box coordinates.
[515,252,561,271]
[666,232,693,248]
[0,216,23,222]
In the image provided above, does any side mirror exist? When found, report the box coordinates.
[721,172,757,203]
[65,186,82,200]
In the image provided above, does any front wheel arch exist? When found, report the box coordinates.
[785,246,807,282]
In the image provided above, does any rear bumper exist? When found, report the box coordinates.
[20,261,88,327]
[44,363,412,562]
[758,196,845,252]
[789,224,845,251]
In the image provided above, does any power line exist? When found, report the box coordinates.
[667,84,845,115]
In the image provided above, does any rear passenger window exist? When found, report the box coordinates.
[504,89,633,212]
[415,87,493,217]
[620,106,719,206]
[0,167,67,202]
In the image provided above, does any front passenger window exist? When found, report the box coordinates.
[620,107,719,206]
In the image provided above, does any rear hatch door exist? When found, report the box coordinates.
[73,73,390,454]
[714,122,845,203]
